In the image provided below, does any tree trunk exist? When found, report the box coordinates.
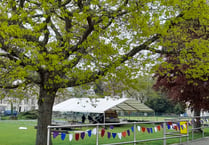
[193,108,202,133]
[35,86,57,145]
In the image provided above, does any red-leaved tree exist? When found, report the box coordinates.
[153,55,209,131]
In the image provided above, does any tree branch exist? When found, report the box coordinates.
[61,34,160,88]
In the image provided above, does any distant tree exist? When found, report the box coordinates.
[145,96,185,115]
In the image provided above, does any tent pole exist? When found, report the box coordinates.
[104,112,106,125]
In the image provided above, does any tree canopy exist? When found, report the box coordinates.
[0,0,209,145]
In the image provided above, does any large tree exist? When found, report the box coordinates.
[0,0,208,145]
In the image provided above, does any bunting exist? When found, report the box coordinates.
[110,126,114,130]
[81,132,85,139]
[101,128,105,137]
[92,128,97,135]
[117,133,122,139]
[157,125,161,131]
[75,133,79,141]
[69,134,73,141]
[107,132,111,139]
[137,126,141,132]
[131,126,134,132]
[112,133,117,139]
[142,127,146,132]
[122,131,126,137]
[87,130,91,137]
[127,130,130,136]
[147,128,150,133]
[61,132,66,140]
[53,131,59,139]
[150,128,153,133]
[52,121,190,142]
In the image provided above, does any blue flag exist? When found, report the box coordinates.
[87,130,92,137]
[112,133,117,138]
[61,133,66,140]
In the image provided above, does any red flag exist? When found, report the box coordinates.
[142,127,146,132]
[75,133,79,141]
[173,125,178,130]
[157,125,161,131]
[122,131,126,137]
[101,128,105,137]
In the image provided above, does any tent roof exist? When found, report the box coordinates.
[53,97,154,113]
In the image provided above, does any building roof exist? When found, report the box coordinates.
[53,97,154,113]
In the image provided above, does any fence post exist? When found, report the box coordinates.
[96,124,99,145]
[47,126,50,145]
[134,122,136,145]
[202,119,204,138]
[163,122,166,145]
[187,121,189,143]
[192,119,194,141]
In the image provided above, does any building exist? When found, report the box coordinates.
[0,97,38,113]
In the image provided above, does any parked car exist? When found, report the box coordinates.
[4,110,18,116]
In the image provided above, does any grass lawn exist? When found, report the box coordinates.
[0,119,209,145]
[0,120,36,145]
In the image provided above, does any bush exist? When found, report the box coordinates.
[18,110,38,119]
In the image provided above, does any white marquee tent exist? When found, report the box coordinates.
[53,97,154,113]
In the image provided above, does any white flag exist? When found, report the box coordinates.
[69,134,73,141]
[154,127,158,132]
[137,126,141,132]
[117,133,122,139]
[92,128,97,135]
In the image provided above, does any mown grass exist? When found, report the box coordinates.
[0,119,209,145]
[0,120,36,145]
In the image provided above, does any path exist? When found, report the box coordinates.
[172,137,209,145]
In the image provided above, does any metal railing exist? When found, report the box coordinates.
[47,119,191,145]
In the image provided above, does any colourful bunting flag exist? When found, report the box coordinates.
[127,130,130,136]
[75,133,79,141]
[137,126,141,132]
[131,126,134,132]
[61,133,66,140]
[112,133,117,139]
[81,132,85,139]
[69,134,73,142]
[122,131,126,137]
[87,130,92,137]
[173,125,178,130]
[177,122,180,130]
[157,125,161,131]
[117,133,122,139]
[107,132,111,139]
[150,128,153,133]
[142,127,146,132]
[154,127,158,132]
[181,125,183,130]
[161,124,163,128]
[92,128,97,135]
[147,128,150,133]
[110,126,114,129]
[53,131,59,138]
[101,128,105,137]
[167,124,170,129]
